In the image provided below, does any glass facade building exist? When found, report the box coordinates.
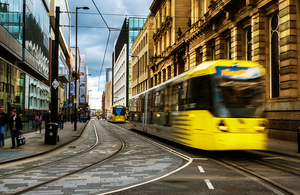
[0,59,50,137]
[0,0,50,78]
[128,18,146,102]
[0,0,51,138]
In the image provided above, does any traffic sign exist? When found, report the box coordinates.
[52,79,59,90]
[69,104,72,107]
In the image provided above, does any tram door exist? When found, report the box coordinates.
[164,85,171,126]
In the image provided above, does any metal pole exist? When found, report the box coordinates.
[74,7,78,131]
[51,6,60,123]
[298,126,300,153]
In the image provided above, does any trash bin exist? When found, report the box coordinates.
[45,122,59,145]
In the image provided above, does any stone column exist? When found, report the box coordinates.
[231,25,243,60]
[202,43,211,62]
[189,49,197,68]
[252,11,267,65]
[279,0,298,98]
[215,35,225,60]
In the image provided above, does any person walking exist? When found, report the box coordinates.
[43,109,51,125]
[59,112,64,129]
[71,113,74,124]
[0,106,8,147]
[35,112,42,133]
[8,109,23,149]
[30,112,35,130]
[80,113,83,123]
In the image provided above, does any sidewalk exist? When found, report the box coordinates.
[0,121,88,163]
[267,138,300,158]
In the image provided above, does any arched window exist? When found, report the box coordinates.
[246,27,252,61]
[270,14,279,98]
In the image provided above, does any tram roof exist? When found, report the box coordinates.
[131,60,264,99]
[112,104,126,108]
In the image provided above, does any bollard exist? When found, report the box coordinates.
[298,126,300,153]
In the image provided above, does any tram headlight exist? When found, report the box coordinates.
[218,120,228,132]
[255,121,268,132]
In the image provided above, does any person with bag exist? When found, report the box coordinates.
[35,112,42,133]
[8,109,23,149]
[0,105,8,147]
[43,109,51,125]
[59,112,64,129]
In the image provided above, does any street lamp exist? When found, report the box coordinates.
[74,6,89,131]
[131,56,139,94]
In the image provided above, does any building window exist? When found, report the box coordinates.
[270,14,279,98]
[163,69,166,82]
[158,72,161,84]
[226,38,231,60]
[211,46,215,60]
[246,27,252,61]
[167,66,171,80]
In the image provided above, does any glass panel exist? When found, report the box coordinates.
[271,14,279,30]
[213,76,264,118]
[271,32,279,98]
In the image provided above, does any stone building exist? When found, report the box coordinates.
[148,0,300,141]
[131,16,155,96]
[149,0,191,87]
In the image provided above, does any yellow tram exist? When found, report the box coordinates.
[108,104,126,123]
[129,60,268,151]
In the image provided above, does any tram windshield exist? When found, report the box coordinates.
[214,77,264,118]
[113,107,126,116]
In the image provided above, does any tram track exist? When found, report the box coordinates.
[210,156,299,195]
[116,124,300,195]
[0,120,126,195]
[0,122,97,179]
[0,122,89,165]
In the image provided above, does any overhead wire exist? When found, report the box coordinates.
[91,0,112,104]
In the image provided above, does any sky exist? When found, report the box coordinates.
[67,0,153,109]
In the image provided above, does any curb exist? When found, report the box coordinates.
[0,122,89,165]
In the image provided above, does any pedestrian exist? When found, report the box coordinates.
[30,112,35,130]
[8,109,23,149]
[59,112,64,129]
[43,109,51,125]
[80,113,83,123]
[71,113,74,124]
[0,106,8,147]
[35,112,42,133]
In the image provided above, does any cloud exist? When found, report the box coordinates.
[68,0,153,109]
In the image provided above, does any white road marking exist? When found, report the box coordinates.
[98,122,194,195]
[193,158,208,160]
[205,179,214,189]
[198,166,205,173]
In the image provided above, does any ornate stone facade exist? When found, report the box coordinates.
[144,0,300,141]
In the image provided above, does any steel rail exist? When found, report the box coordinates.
[12,121,126,195]
[0,122,96,179]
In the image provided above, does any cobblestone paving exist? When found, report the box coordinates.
[0,123,93,177]
[0,120,183,195]
[24,121,183,195]
[0,121,122,194]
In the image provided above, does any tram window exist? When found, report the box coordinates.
[155,90,164,111]
[113,107,126,115]
[188,76,213,111]
[180,81,189,111]
[172,84,181,111]
[141,96,145,112]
